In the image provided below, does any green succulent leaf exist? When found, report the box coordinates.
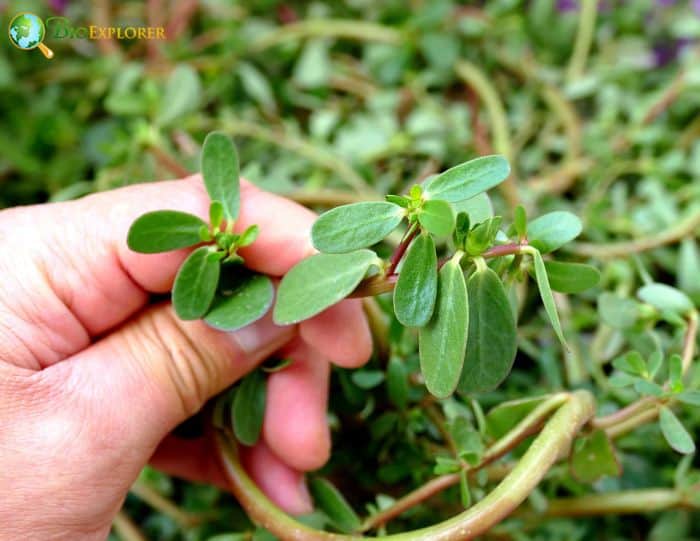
[598,293,640,329]
[450,192,494,224]
[676,390,700,406]
[386,194,410,208]
[485,396,549,439]
[238,224,260,247]
[418,199,455,237]
[274,250,379,324]
[172,246,221,320]
[394,233,438,327]
[449,418,484,465]
[459,265,517,393]
[312,201,404,253]
[541,261,600,293]
[232,370,267,446]
[659,406,696,454]
[419,257,468,398]
[530,249,568,348]
[204,268,274,332]
[201,132,240,221]
[637,283,694,316]
[351,370,384,389]
[424,155,510,203]
[466,216,502,256]
[309,478,361,534]
[386,356,409,409]
[612,351,648,377]
[156,64,202,127]
[669,354,684,393]
[635,379,664,397]
[453,212,470,250]
[527,211,582,253]
[570,429,621,483]
[513,205,527,239]
[209,201,224,229]
[127,210,207,253]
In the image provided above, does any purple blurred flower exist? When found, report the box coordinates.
[653,37,693,67]
[694,0,700,15]
[556,0,578,12]
[49,0,68,13]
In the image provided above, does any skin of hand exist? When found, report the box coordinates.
[0,175,373,540]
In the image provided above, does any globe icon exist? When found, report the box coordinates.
[8,13,54,58]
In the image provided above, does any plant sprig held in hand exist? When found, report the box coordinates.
[127,132,273,332]
[274,155,599,399]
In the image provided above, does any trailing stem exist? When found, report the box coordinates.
[214,391,595,541]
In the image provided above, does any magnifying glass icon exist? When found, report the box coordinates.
[8,13,54,59]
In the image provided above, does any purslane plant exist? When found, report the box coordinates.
[125,142,700,540]
[128,131,273,331]
[273,155,598,398]
[128,132,274,447]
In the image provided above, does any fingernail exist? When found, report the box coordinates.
[230,312,293,358]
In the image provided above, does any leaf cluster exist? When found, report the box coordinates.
[275,156,598,398]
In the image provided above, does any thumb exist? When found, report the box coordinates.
[60,302,294,451]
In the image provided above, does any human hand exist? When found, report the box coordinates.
[0,176,372,540]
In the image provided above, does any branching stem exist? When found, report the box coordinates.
[215,392,593,541]
[387,225,419,275]
[571,209,700,258]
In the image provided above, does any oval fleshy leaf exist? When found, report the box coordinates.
[127,210,207,253]
[394,233,438,327]
[513,205,527,239]
[418,199,455,237]
[541,261,600,293]
[309,478,362,534]
[419,258,468,398]
[531,249,568,349]
[172,246,221,320]
[386,356,409,409]
[459,266,517,393]
[232,370,267,446]
[637,283,694,316]
[274,250,379,324]
[204,268,274,331]
[659,406,695,454]
[311,201,404,253]
[598,292,639,329]
[485,396,548,439]
[424,155,510,203]
[450,192,494,224]
[201,132,240,220]
[570,429,621,483]
[527,211,582,253]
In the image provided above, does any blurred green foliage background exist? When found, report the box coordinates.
[2,1,700,540]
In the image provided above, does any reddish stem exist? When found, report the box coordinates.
[387,226,419,275]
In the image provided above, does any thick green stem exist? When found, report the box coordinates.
[566,0,598,83]
[571,209,700,258]
[351,243,525,298]
[361,393,570,531]
[200,117,374,194]
[250,19,403,51]
[454,60,519,209]
[112,511,147,541]
[129,480,206,528]
[594,311,698,437]
[215,391,594,541]
[544,489,684,517]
